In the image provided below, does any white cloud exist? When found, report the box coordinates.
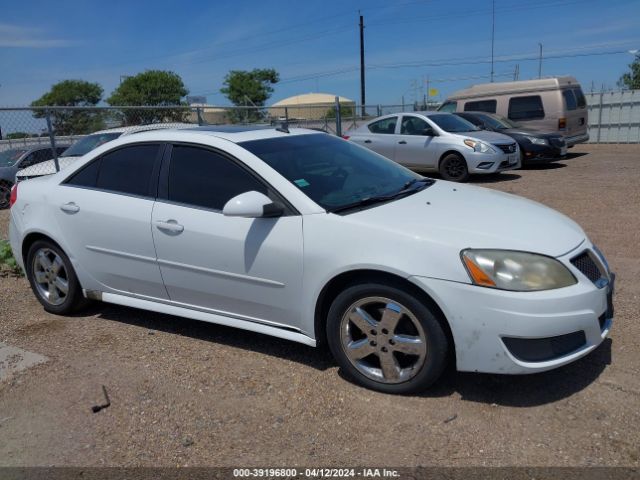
[0,23,75,48]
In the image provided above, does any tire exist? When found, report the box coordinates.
[439,153,469,182]
[326,283,449,394]
[25,239,89,314]
[0,181,12,210]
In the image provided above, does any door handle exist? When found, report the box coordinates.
[155,220,184,234]
[364,139,372,144]
[60,202,80,213]
[398,140,407,144]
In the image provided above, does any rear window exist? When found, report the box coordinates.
[508,96,545,120]
[438,101,457,113]
[0,149,27,167]
[563,90,577,111]
[573,88,586,108]
[464,99,497,113]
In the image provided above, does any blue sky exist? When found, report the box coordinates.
[0,0,639,107]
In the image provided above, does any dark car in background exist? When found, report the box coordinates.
[454,111,567,165]
[0,145,69,208]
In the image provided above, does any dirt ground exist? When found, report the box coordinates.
[0,144,638,467]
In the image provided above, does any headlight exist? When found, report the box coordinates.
[524,136,548,145]
[461,249,576,291]
[463,139,495,153]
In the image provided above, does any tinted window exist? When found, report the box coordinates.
[67,159,101,187]
[240,134,420,211]
[573,88,586,108]
[400,116,429,135]
[464,99,497,113]
[563,90,577,111]
[438,101,457,112]
[508,96,545,120]
[428,114,479,132]
[368,117,397,134]
[95,145,159,196]
[455,113,483,126]
[168,146,267,211]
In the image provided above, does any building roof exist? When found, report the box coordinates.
[271,93,354,107]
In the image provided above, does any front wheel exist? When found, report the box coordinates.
[25,240,89,314]
[326,283,449,394]
[439,153,469,182]
[0,181,12,209]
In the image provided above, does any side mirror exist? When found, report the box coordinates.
[222,191,284,218]
[422,127,437,136]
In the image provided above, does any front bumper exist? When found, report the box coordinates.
[466,148,520,174]
[409,251,613,374]
[565,132,589,147]
[521,142,567,164]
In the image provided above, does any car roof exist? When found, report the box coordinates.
[90,123,195,136]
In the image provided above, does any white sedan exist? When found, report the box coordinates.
[8,126,614,393]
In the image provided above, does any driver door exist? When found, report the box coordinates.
[394,115,439,169]
[151,144,305,331]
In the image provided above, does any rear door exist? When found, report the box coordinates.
[349,116,399,159]
[562,88,588,138]
[394,115,439,168]
[151,144,304,330]
[56,143,168,299]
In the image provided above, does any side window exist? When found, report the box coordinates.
[168,146,267,211]
[19,153,38,168]
[400,116,429,135]
[438,101,457,112]
[368,117,397,134]
[67,144,160,196]
[573,88,586,108]
[562,90,577,111]
[508,96,545,120]
[464,99,497,113]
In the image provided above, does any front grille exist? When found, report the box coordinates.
[571,251,602,283]
[496,143,517,154]
[550,137,566,148]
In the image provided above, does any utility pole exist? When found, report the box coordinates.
[490,0,495,82]
[359,13,366,117]
[425,76,430,111]
[538,43,543,79]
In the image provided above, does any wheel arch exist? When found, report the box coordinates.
[438,149,466,167]
[313,269,455,358]
[21,231,65,265]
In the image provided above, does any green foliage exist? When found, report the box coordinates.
[618,59,640,89]
[326,104,355,119]
[221,69,279,123]
[6,132,31,139]
[0,240,22,276]
[107,70,189,125]
[31,80,105,136]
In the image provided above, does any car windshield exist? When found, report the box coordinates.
[62,132,121,157]
[0,149,27,167]
[428,114,479,132]
[240,134,427,212]
[482,114,520,130]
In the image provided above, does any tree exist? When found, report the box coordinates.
[6,132,32,139]
[326,104,355,119]
[221,69,279,122]
[107,70,189,125]
[617,58,640,90]
[31,80,105,136]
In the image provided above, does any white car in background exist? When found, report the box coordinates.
[8,126,614,394]
[15,123,192,182]
[344,112,521,182]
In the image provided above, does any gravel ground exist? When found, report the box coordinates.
[0,144,638,467]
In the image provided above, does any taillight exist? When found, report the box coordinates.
[558,117,567,130]
[341,135,350,140]
[9,183,17,208]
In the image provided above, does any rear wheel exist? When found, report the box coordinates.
[327,283,449,394]
[439,153,469,182]
[25,240,88,314]
[0,181,12,209]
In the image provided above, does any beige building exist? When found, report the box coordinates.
[270,93,355,120]
[187,104,229,125]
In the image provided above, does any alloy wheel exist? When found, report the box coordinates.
[444,157,466,179]
[0,183,10,209]
[31,248,69,306]
[340,296,428,384]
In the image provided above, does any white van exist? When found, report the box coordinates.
[439,77,588,147]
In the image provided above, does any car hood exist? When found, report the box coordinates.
[15,156,79,178]
[347,181,585,258]
[458,129,516,144]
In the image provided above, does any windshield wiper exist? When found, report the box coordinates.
[329,178,434,214]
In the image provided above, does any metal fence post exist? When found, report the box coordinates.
[196,107,203,126]
[45,110,60,172]
[335,96,342,137]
